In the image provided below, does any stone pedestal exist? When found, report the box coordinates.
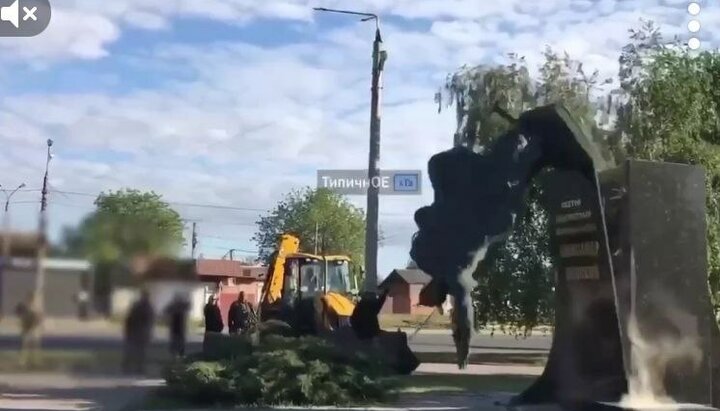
[514,160,720,408]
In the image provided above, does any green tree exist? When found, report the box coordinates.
[440,48,615,334]
[253,187,366,268]
[615,22,720,300]
[63,189,185,263]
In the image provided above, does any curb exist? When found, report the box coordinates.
[391,328,554,337]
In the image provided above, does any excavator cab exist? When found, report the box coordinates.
[259,234,356,334]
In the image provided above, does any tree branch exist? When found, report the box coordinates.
[492,102,518,125]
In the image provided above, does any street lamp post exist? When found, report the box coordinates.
[0,182,26,318]
[313,7,387,297]
[2,182,27,257]
[35,138,53,311]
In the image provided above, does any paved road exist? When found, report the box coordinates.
[0,330,552,355]
[407,333,551,353]
[0,373,163,411]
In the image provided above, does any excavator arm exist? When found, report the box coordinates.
[260,234,300,306]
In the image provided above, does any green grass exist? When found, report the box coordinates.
[0,348,171,375]
[379,313,452,330]
[379,314,554,336]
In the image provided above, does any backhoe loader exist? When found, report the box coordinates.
[259,233,357,333]
[257,233,419,374]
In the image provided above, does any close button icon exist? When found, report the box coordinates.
[0,0,50,36]
[23,6,36,21]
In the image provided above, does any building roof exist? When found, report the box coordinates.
[287,252,351,262]
[0,232,42,257]
[139,257,197,282]
[380,269,432,287]
[42,258,92,271]
[196,259,267,280]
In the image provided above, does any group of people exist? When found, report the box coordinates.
[12,288,254,375]
[122,290,190,374]
[203,291,255,335]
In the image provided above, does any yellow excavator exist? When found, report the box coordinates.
[259,233,358,334]
[257,233,419,375]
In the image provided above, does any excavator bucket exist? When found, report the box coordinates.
[322,326,419,375]
[343,291,420,375]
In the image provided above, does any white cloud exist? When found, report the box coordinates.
[0,9,119,61]
[2,0,720,273]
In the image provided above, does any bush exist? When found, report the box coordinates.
[164,334,397,406]
[201,332,253,361]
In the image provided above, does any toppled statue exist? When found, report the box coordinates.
[411,104,603,370]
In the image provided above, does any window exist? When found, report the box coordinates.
[327,261,350,293]
[283,260,299,296]
[300,261,321,294]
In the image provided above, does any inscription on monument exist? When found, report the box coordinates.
[559,241,599,257]
[556,224,596,236]
[565,265,600,281]
[548,174,606,284]
[556,210,592,224]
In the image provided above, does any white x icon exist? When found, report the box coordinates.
[22,6,37,21]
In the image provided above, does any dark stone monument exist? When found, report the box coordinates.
[600,160,720,407]
[409,103,720,410]
[513,169,627,405]
[519,160,720,408]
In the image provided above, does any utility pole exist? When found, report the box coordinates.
[314,221,319,255]
[191,222,198,259]
[313,7,386,296]
[35,139,53,316]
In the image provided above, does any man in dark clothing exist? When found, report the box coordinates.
[75,289,90,321]
[228,291,252,334]
[122,290,155,374]
[164,293,190,358]
[203,294,223,333]
[16,292,42,367]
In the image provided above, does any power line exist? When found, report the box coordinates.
[47,189,412,217]
[206,246,258,253]
[49,190,267,212]
[200,233,251,240]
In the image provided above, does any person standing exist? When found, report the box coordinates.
[203,294,223,334]
[122,290,155,374]
[228,291,252,334]
[164,293,190,358]
[16,292,42,367]
[75,289,90,321]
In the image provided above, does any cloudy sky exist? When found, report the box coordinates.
[0,0,717,277]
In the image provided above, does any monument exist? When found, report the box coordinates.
[409,104,720,409]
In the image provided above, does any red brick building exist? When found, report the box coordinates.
[195,259,267,325]
[379,269,433,315]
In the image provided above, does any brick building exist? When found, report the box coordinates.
[195,258,267,325]
[379,268,434,315]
